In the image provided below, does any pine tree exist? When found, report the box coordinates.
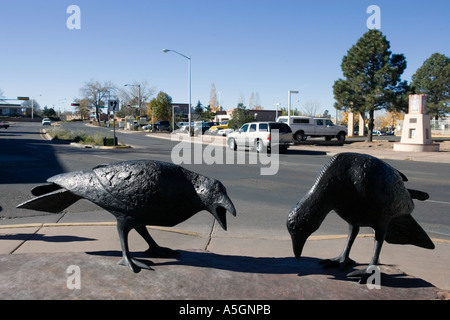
[411,53,450,119]
[333,30,408,142]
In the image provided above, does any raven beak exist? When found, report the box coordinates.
[290,232,307,260]
[212,195,236,231]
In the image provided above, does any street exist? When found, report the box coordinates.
[1,121,450,243]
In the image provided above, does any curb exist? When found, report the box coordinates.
[2,222,449,243]
[69,142,131,149]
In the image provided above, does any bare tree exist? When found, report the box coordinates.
[21,99,41,114]
[72,97,91,120]
[79,80,115,123]
[238,93,246,106]
[302,100,321,116]
[118,80,156,117]
[249,92,262,109]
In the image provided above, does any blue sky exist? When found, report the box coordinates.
[0,0,448,115]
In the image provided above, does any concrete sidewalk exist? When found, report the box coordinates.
[0,221,448,299]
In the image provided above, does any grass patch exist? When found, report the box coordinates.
[46,128,105,146]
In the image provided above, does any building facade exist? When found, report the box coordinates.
[0,104,31,117]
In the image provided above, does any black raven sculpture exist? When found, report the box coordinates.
[17,160,236,272]
[287,152,434,283]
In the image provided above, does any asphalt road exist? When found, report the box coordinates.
[1,121,449,242]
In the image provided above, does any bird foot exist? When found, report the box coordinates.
[145,246,179,258]
[320,256,355,271]
[347,266,379,284]
[118,257,154,273]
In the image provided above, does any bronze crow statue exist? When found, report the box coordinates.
[287,152,434,283]
[18,160,236,272]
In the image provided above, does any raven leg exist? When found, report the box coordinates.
[347,227,386,284]
[320,224,359,270]
[116,219,153,273]
[134,225,178,257]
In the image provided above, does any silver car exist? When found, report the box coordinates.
[42,118,51,126]
[227,122,293,153]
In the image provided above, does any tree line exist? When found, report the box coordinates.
[72,80,223,124]
[67,30,448,138]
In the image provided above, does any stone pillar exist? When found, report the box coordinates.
[394,95,439,152]
[358,113,365,136]
[347,112,354,137]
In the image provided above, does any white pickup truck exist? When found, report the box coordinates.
[277,116,347,142]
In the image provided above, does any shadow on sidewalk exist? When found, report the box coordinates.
[0,233,96,243]
[86,249,435,289]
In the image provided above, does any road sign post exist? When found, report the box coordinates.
[108,100,119,146]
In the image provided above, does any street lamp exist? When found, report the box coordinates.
[274,103,281,121]
[163,49,192,135]
[124,84,141,117]
[288,90,299,125]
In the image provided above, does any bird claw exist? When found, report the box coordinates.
[320,257,355,271]
[346,266,376,284]
[118,257,154,273]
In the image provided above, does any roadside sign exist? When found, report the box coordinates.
[108,100,119,112]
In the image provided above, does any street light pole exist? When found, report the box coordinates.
[163,49,192,135]
[274,103,281,121]
[288,90,299,125]
[172,105,175,132]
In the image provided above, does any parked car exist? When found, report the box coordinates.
[42,118,51,126]
[372,130,385,136]
[227,122,293,153]
[209,121,229,134]
[192,122,203,135]
[217,128,234,136]
[153,120,170,132]
[142,124,152,131]
[201,121,219,134]
[0,122,10,129]
[175,122,190,132]
[277,116,347,142]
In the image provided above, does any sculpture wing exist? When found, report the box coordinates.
[92,160,164,209]
[47,170,128,212]
[386,214,435,249]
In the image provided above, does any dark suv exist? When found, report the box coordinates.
[153,121,170,132]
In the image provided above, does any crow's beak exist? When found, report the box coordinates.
[211,195,236,231]
[290,232,308,260]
